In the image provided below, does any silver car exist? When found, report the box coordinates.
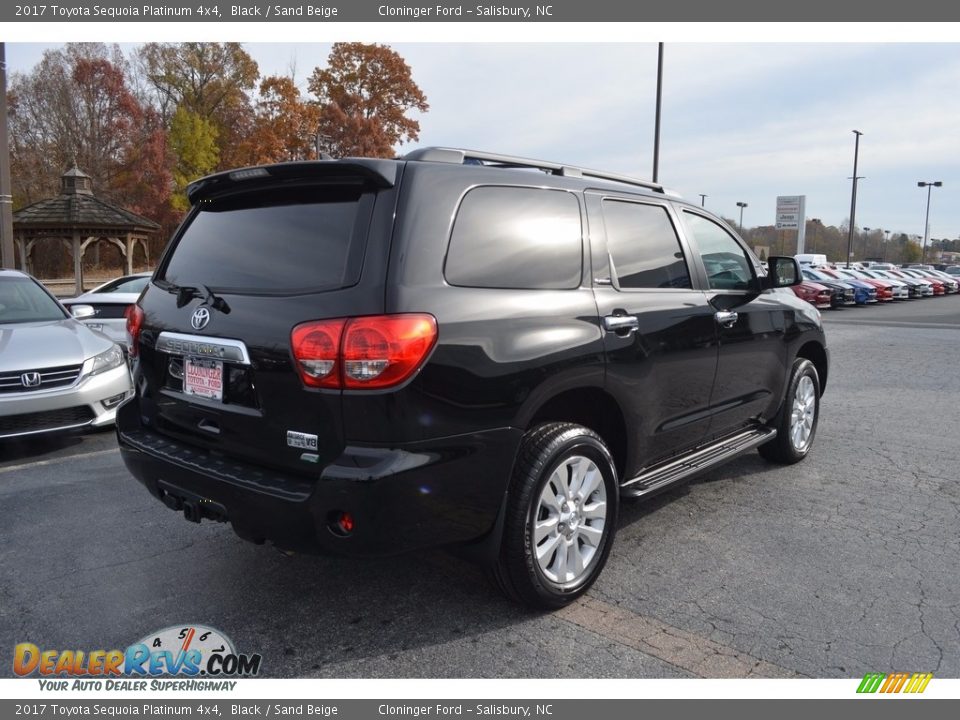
[61,272,151,350]
[0,270,133,439]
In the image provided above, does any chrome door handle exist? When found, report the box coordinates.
[603,315,640,333]
[715,311,739,328]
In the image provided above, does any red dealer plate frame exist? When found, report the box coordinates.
[183,357,223,401]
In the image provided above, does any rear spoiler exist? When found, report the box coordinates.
[186,159,398,205]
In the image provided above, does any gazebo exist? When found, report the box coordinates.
[12,166,160,296]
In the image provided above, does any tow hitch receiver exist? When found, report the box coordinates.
[158,480,227,524]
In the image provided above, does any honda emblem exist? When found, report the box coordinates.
[21,372,41,388]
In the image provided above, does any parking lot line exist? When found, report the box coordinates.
[557,596,801,678]
[0,447,119,475]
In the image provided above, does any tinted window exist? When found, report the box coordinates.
[683,212,755,291]
[445,187,582,290]
[0,276,67,324]
[601,200,690,289]
[162,186,370,293]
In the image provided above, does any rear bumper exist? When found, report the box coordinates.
[116,401,520,555]
[78,318,127,347]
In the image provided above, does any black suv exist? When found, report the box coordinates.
[118,148,828,609]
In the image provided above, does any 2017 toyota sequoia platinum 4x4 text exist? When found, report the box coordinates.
[118,148,828,609]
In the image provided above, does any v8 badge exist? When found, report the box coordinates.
[286,430,318,451]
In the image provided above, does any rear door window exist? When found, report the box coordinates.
[444,186,582,290]
[601,200,691,289]
[161,186,374,294]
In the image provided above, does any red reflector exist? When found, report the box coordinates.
[342,314,438,389]
[125,305,144,357]
[291,319,345,388]
[337,512,355,534]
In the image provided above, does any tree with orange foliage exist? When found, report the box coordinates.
[308,43,429,158]
[241,76,322,165]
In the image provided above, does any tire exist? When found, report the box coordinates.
[758,357,821,464]
[490,422,619,609]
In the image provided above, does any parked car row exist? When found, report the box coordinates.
[791,263,959,309]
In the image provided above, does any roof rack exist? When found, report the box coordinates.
[403,147,667,194]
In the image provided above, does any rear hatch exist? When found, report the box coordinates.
[133,161,400,475]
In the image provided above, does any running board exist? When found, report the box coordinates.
[620,426,776,499]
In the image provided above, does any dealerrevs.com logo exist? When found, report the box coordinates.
[13,625,262,691]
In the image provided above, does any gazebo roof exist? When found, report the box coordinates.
[13,166,160,232]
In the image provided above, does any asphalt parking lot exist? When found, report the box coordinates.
[1,296,958,679]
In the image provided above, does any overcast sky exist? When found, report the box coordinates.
[8,42,960,240]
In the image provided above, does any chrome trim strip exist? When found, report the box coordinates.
[0,420,94,439]
[155,332,252,365]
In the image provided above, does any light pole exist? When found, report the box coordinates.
[0,43,15,270]
[883,229,890,261]
[699,194,707,207]
[811,218,821,254]
[846,130,863,268]
[863,227,871,261]
[652,42,664,183]
[918,181,942,264]
[736,201,748,234]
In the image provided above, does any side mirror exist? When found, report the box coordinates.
[71,304,96,320]
[766,256,801,288]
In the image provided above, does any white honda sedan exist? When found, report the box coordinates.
[0,270,133,439]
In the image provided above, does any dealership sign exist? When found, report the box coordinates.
[775,195,805,229]
[776,195,807,253]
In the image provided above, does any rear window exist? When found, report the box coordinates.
[96,276,150,294]
[161,186,373,294]
[444,187,582,290]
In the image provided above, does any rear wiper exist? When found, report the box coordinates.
[158,280,230,313]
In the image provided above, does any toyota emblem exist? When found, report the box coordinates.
[191,307,211,331]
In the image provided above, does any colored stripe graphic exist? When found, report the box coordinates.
[857,672,932,694]
[905,673,934,693]
[857,673,885,693]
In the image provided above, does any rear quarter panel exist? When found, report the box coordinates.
[341,163,607,445]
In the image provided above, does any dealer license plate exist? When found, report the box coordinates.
[184,357,223,401]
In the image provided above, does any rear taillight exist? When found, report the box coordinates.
[291,314,437,390]
[342,315,437,389]
[291,319,346,388]
[125,305,144,357]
